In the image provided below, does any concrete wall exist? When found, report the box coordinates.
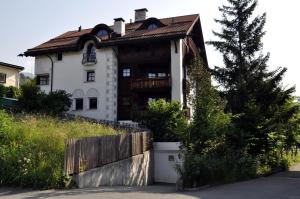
[75,150,153,188]
[35,42,118,121]
[153,142,182,183]
[0,65,21,88]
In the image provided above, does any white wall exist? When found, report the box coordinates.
[171,39,184,103]
[35,43,118,121]
[153,142,182,184]
[0,65,21,88]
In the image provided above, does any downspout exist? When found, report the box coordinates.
[45,55,54,92]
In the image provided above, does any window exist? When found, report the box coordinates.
[122,97,131,106]
[0,73,6,83]
[158,73,166,78]
[148,73,156,78]
[86,71,95,82]
[148,23,158,30]
[57,53,63,61]
[36,74,49,85]
[82,43,97,64]
[89,98,97,109]
[122,68,131,77]
[75,98,83,110]
[97,29,108,37]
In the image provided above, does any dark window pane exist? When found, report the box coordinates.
[97,29,108,37]
[75,98,83,110]
[37,75,49,85]
[57,53,63,61]
[0,73,6,83]
[89,98,97,109]
[87,71,95,82]
[148,24,158,30]
[122,97,130,106]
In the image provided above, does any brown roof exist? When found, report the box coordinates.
[25,14,199,56]
[0,62,24,70]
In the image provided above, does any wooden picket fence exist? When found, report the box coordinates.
[64,131,152,175]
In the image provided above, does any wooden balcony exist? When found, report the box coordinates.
[131,77,171,91]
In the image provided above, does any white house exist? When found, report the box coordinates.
[24,9,208,121]
[0,62,24,88]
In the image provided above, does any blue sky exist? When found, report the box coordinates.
[1,0,299,95]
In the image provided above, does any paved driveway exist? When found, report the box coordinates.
[1,164,300,199]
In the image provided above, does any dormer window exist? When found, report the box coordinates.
[82,43,97,65]
[97,29,108,37]
[148,23,158,30]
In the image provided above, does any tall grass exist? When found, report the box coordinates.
[0,110,121,189]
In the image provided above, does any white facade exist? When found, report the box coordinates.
[35,42,118,121]
[171,39,184,104]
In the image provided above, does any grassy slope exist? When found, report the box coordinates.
[0,112,121,189]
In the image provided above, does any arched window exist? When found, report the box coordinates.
[87,43,96,55]
[83,43,97,64]
[147,23,158,30]
[97,29,109,37]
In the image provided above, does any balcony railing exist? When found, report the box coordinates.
[131,77,171,90]
[82,52,97,65]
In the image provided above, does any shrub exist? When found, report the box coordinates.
[6,86,21,98]
[18,80,43,112]
[139,99,188,142]
[41,90,72,115]
[18,81,71,115]
[0,110,120,188]
[0,84,6,97]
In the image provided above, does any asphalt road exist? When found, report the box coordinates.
[1,164,300,199]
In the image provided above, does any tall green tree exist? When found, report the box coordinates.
[186,56,231,153]
[207,0,299,155]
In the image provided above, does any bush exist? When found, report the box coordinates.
[18,81,71,115]
[139,99,188,142]
[0,85,20,98]
[0,110,120,188]
[0,84,6,97]
[6,86,21,98]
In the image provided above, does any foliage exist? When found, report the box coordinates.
[207,0,300,156]
[6,86,21,98]
[139,99,188,142]
[20,73,34,85]
[0,84,20,98]
[177,54,300,187]
[183,56,232,153]
[0,84,6,97]
[18,80,71,115]
[0,110,120,189]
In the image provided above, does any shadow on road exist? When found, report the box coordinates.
[1,169,300,199]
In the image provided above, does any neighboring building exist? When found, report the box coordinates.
[0,62,24,88]
[24,9,208,121]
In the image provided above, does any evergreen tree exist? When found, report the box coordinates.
[208,0,299,155]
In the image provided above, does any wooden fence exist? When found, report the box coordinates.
[64,131,152,175]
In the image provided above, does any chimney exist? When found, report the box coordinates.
[114,18,125,36]
[135,8,148,22]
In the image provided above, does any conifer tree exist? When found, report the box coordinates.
[208,0,299,155]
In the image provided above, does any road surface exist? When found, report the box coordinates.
[1,164,299,199]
